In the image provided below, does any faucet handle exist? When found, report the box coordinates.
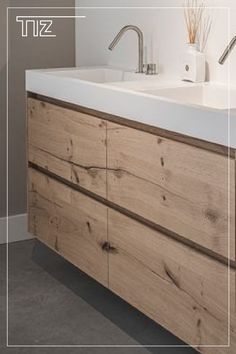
[146,63,158,75]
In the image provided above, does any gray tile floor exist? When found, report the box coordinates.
[0,239,197,354]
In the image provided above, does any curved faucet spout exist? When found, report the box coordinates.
[108,25,144,73]
[219,36,236,64]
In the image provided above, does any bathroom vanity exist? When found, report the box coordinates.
[26,67,236,353]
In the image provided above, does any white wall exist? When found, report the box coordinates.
[75,0,236,84]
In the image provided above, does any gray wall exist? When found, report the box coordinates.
[0,1,8,219]
[0,0,75,218]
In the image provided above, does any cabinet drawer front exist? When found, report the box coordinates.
[107,122,235,261]
[108,210,236,351]
[28,98,107,198]
[28,168,108,286]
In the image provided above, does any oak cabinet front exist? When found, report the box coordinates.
[107,121,235,261]
[28,167,108,287]
[28,98,107,198]
[108,209,236,354]
[27,96,236,354]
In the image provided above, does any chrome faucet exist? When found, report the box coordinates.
[108,25,144,73]
[219,36,236,64]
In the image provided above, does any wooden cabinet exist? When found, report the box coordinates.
[27,96,236,354]
[108,209,236,354]
[28,167,108,287]
[28,98,107,198]
[107,121,235,261]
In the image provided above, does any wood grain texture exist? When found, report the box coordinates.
[108,209,236,354]
[28,98,107,198]
[27,95,236,353]
[107,122,235,261]
[28,92,234,158]
[28,168,108,287]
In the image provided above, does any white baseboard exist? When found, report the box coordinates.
[0,213,34,244]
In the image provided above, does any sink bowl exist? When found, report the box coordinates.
[48,67,153,83]
[140,84,236,110]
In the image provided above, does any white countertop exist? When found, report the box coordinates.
[26,67,236,149]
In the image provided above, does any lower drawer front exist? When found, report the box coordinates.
[28,168,108,287]
[108,209,236,353]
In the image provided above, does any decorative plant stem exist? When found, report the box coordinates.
[183,0,211,51]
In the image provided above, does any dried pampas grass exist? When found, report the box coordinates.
[183,0,211,51]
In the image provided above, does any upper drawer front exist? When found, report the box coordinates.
[107,122,235,261]
[28,167,108,287]
[28,98,107,198]
[108,209,236,353]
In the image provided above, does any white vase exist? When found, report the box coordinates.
[181,43,206,83]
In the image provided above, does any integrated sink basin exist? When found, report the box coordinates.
[140,84,236,110]
[48,67,155,83]
[48,68,236,110]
